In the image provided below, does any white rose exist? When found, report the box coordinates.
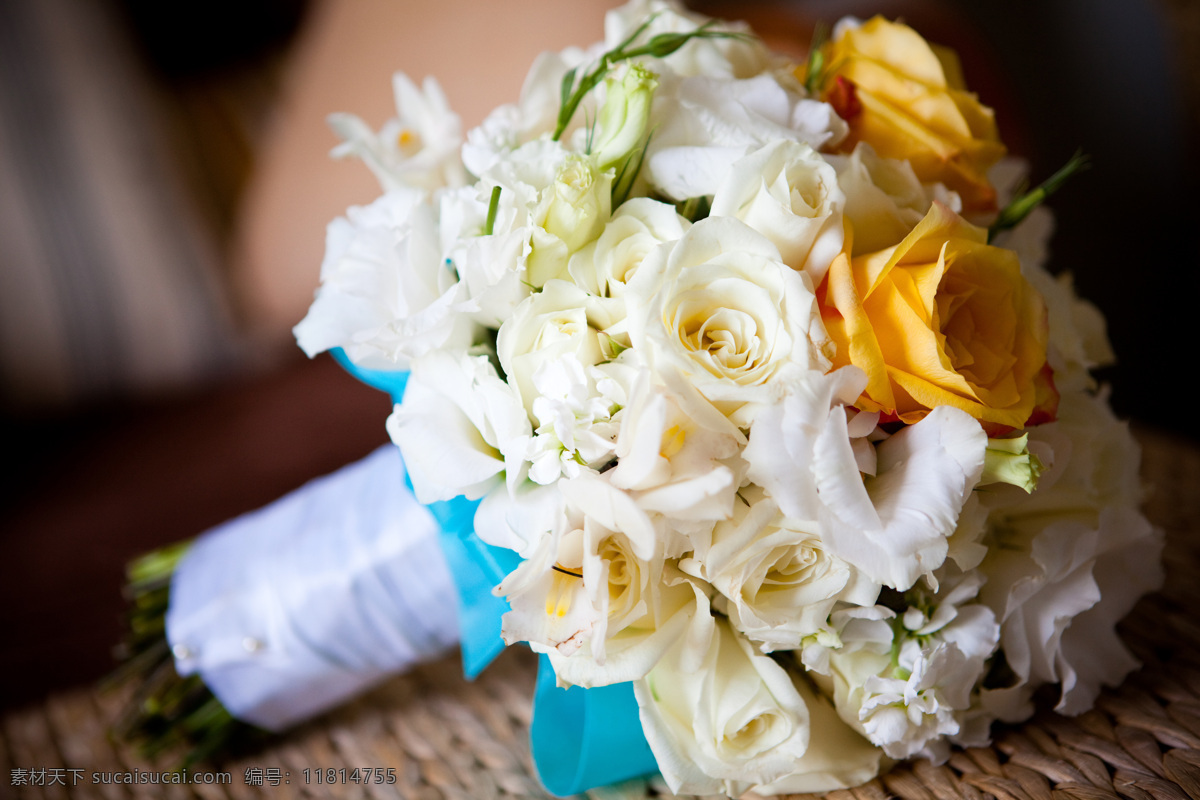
[646,72,847,200]
[328,73,466,191]
[826,141,961,255]
[385,351,530,504]
[568,198,689,301]
[634,617,811,797]
[626,216,831,429]
[744,367,987,590]
[710,140,846,283]
[683,487,879,651]
[294,189,477,370]
[751,678,882,796]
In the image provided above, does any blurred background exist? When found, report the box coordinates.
[1,0,1196,708]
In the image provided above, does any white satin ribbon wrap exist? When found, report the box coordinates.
[166,445,458,731]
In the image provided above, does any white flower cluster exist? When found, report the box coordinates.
[295,1,1163,795]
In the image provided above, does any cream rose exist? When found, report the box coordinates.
[684,487,879,651]
[634,617,812,797]
[626,216,831,429]
[567,198,690,301]
[709,140,846,284]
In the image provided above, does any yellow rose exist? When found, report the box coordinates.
[809,17,1005,212]
[820,203,1053,433]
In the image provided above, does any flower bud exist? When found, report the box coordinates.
[592,63,658,171]
[979,433,1045,493]
[528,156,614,287]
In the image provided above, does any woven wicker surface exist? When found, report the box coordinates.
[3,427,1198,800]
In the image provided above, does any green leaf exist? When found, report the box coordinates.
[803,22,830,96]
[484,185,502,236]
[553,17,751,141]
[610,128,653,209]
[559,65,578,113]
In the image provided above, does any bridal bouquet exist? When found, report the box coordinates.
[118,2,1162,797]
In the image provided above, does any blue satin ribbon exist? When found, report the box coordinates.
[331,348,658,795]
[532,655,659,796]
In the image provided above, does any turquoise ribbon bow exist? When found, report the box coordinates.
[331,350,658,795]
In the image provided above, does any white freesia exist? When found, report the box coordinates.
[329,73,466,191]
[606,368,742,531]
[605,0,771,80]
[294,189,478,370]
[626,216,831,429]
[495,523,597,656]
[568,198,690,302]
[745,367,987,590]
[710,140,846,283]
[818,576,999,761]
[683,486,879,652]
[634,617,811,797]
[827,141,960,254]
[976,389,1163,718]
[385,350,530,504]
[646,72,847,200]
[499,474,703,686]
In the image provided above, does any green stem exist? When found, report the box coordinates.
[989,150,1090,241]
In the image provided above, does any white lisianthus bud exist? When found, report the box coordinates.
[593,63,658,171]
[978,433,1046,493]
[529,155,614,286]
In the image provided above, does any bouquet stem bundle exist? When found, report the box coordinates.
[109,543,259,765]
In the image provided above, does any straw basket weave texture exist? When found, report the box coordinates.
[3,427,1198,800]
